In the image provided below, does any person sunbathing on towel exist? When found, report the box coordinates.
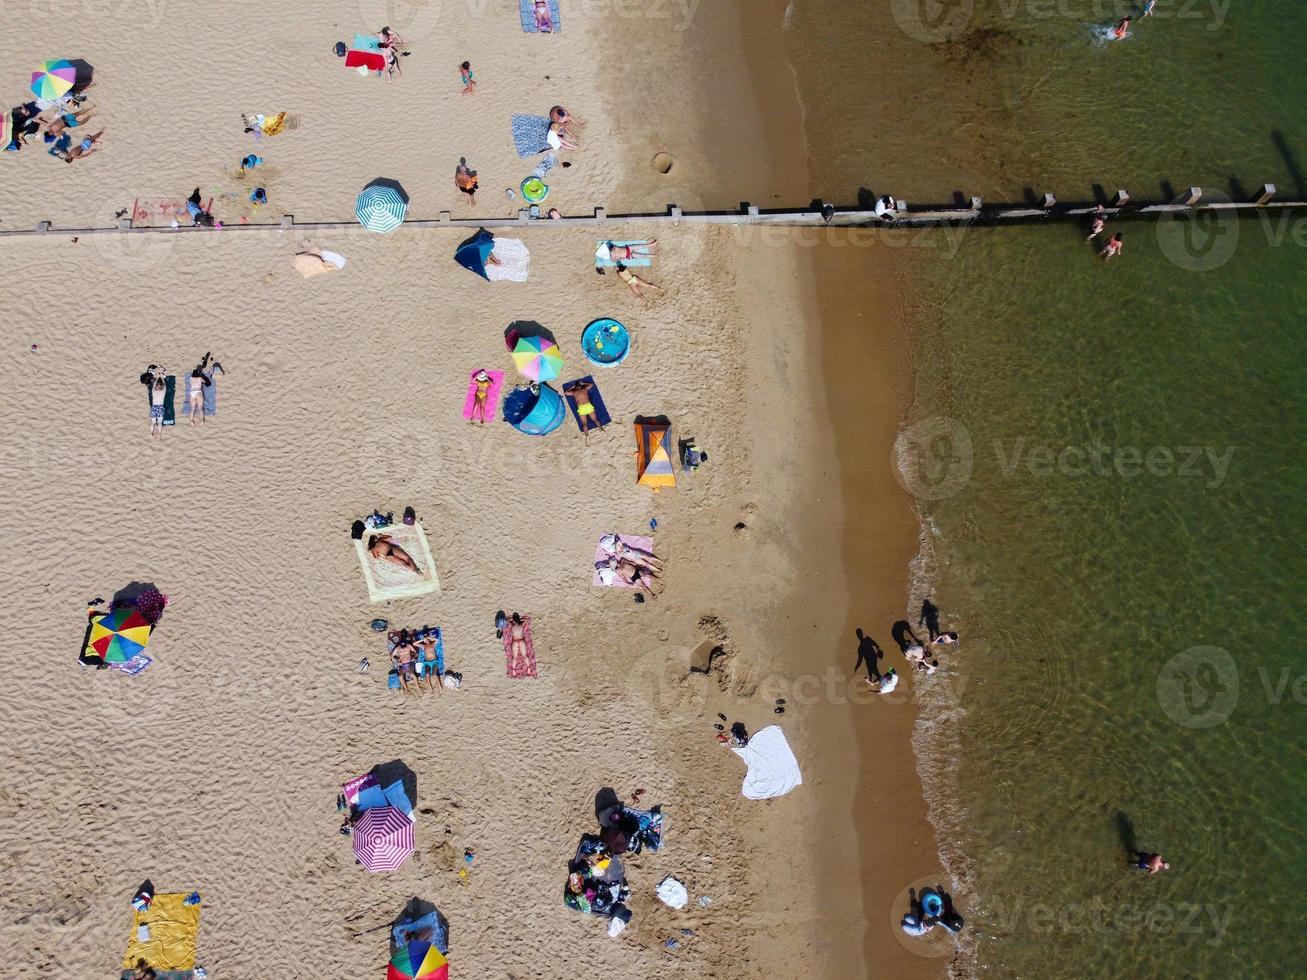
[390,631,419,692]
[369,533,421,574]
[605,556,658,598]
[599,533,662,571]
[418,633,443,693]
[534,0,555,31]
[508,612,530,666]
[600,240,657,263]
[564,378,604,443]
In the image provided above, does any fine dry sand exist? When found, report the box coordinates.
[0,1,949,977]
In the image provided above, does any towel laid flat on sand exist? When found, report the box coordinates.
[162,374,176,426]
[461,369,505,422]
[563,376,611,432]
[591,533,654,588]
[504,617,538,678]
[520,0,561,33]
[181,373,217,417]
[732,725,803,800]
[485,238,530,282]
[353,522,440,603]
[511,114,552,157]
[594,241,653,268]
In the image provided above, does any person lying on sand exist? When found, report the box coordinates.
[564,379,604,443]
[534,0,555,31]
[390,631,419,692]
[63,129,104,163]
[616,267,666,302]
[418,633,443,693]
[369,533,421,574]
[42,106,93,137]
[599,533,662,571]
[604,556,658,598]
[508,612,530,665]
[600,240,657,263]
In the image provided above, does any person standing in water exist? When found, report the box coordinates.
[1131,851,1169,873]
[1111,16,1131,39]
[1101,233,1124,261]
[1141,0,1156,16]
[1087,204,1106,241]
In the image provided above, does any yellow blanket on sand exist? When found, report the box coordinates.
[121,893,200,971]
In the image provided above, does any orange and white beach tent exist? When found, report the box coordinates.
[634,416,676,491]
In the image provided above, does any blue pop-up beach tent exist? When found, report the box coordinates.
[454,228,495,280]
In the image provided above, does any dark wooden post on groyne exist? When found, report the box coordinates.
[2,184,1303,237]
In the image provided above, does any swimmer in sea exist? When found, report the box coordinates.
[1130,851,1169,873]
[1101,232,1124,260]
[1087,204,1106,241]
[1111,16,1131,39]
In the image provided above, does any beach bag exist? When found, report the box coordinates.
[334,41,347,57]
[351,520,366,540]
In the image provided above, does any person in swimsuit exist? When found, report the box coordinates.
[931,631,959,647]
[378,26,407,49]
[186,368,211,426]
[607,556,658,598]
[534,0,555,31]
[546,121,576,151]
[471,369,493,424]
[390,631,419,692]
[63,129,104,163]
[508,613,529,666]
[1110,16,1131,39]
[616,267,666,302]
[459,61,477,95]
[369,534,421,574]
[1101,232,1124,260]
[456,158,479,205]
[599,533,662,571]
[149,377,166,441]
[600,240,658,264]
[42,106,93,137]
[1141,0,1155,16]
[564,378,604,443]
[239,154,263,175]
[418,632,443,692]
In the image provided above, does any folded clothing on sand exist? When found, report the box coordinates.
[520,0,562,32]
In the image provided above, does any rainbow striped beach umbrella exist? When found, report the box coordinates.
[31,60,76,101]
[511,335,563,382]
[353,805,413,872]
[86,607,152,663]
[355,180,408,233]
[387,941,449,980]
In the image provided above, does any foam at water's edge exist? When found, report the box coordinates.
[904,474,978,978]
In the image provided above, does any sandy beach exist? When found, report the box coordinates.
[0,2,949,977]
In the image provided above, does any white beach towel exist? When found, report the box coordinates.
[353,521,440,603]
[731,725,802,800]
[485,238,530,282]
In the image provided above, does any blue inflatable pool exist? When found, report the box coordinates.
[582,318,630,367]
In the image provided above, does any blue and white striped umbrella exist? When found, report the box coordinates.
[355,183,408,233]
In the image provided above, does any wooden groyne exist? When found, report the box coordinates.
[2,185,1303,237]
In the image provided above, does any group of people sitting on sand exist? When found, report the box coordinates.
[4,94,103,161]
[595,533,663,599]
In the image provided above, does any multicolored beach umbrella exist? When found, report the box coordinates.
[355,180,408,233]
[31,60,76,100]
[387,940,449,980]
[634,417,677,491]
[353,805,413,872]
[511,335,563,382]
[86,607,152,663]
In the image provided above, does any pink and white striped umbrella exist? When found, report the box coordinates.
[352,805,413,872]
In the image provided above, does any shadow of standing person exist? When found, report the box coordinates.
[854,628,883,681]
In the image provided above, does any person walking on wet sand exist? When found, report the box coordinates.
[1130,851,1169,873]
[1101,232,1124,261]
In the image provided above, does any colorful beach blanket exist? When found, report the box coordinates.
[591,533,654,588]
[131,197,206,227]
[485,238,530,282]
[180,372,217,418]
[121,892,201,973]
[353,521,440,603]
[520,0,561,32]
[461,369,505,422]
[595,241,653,268]
[504,617,538,678]
[107,654,153,676]
[563,376,611,433]
[511,114,551,157]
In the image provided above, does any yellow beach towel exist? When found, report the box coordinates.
[121,892,200,971]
